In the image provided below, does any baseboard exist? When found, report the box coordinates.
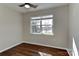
[0,41,23,53]
[23,41,68,50]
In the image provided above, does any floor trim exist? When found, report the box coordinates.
[23,41,68,50]
[0,41,23,53]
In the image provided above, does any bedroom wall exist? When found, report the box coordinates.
[0,5,23,51]
[23,5,69,49]
[69,4,79,55]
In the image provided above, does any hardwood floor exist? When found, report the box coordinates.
[0,43,69,56]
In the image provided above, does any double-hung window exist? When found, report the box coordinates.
[31,15,53,35]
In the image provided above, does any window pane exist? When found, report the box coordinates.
[31,20,41,25]
[32,25,41,33]
[42,26,52,34]
[42,19,53,25]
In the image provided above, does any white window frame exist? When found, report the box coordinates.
[30,15,54,35]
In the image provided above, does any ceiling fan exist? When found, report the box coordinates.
[19,3,38,8]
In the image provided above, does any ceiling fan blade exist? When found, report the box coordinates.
[19,3,26,7]
[28,3,38,8]
[19,3,38,8]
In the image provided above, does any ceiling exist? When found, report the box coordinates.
[1,3,68,13]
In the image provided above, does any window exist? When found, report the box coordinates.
[31,15,53,35]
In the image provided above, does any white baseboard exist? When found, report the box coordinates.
[23,41,68,50]
[0,41,23,53]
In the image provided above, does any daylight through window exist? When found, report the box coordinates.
[31,15,53,35]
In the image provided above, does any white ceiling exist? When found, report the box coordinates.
[1,3,68,13]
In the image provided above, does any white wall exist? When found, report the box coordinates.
[0,5,23,51]
[23,5,69,49]
[69,4,79,55]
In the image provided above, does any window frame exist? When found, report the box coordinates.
[30,15,54,35]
